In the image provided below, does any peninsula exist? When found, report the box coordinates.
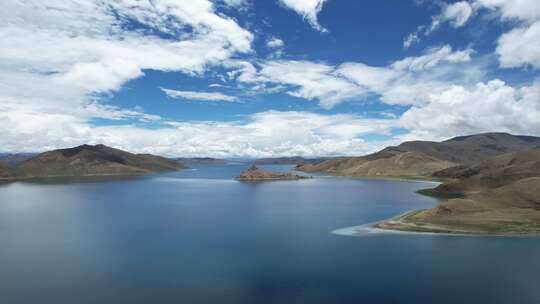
[374,147,540,235]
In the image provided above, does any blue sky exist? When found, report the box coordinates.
[1,0,539,157]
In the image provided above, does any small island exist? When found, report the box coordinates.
[235,164,307,181]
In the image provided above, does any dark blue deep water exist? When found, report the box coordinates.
[1,164,540,304]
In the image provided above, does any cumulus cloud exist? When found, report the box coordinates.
[278,0,328,32]
[161,88,238,102]
[400,79,540,140]
[473,0,540,69]
[496,21,540,69]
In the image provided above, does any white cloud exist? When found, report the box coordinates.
[496,21,540,69]
[216,0,248,8]
[442,1,474,28]
[266,37,285,58]
[391,45,474,71]
[403,30,421,49]
[227,45,478,108]
[266,37,285,49]
[0,0,254,153]
[161,88,238,102]
[472,0,540,69]
[399,79,540,140]
[474,0,540,22]
[0,0,252,103]
[0,110,396,157]
[404,1,473,49]
[408,0,540,67]
[278,0,328,32]
[2,0,538,157]
[235,60,365,109]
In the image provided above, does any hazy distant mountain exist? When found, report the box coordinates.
[253,156,326,165]
[298,133,540,178]
[0,153,36,166]
[5,144,185,179]
[176,157,227,165]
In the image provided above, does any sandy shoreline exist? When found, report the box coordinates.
[333,210,540,237]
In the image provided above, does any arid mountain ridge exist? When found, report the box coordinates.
[0,144,185,180]
[298,133,540,178]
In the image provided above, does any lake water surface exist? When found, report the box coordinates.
[1,164,539,304]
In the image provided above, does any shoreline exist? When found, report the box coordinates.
[297,170,444,184]
[334,210,540,237]
[0,170,181,183]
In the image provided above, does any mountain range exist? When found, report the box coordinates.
[298,133,540,178]
[299,132,540,235]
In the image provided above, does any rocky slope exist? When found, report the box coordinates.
[5,144,184,179]
[235,164,306,181]
[298,133,540,178]
[376,148,540,234]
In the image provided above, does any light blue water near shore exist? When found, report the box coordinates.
[1,164,540,304]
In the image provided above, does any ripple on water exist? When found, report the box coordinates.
[151,177,236,184]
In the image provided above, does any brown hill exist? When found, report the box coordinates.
[298,133,540,178]
[16,144,185,178]
[377,148,540,235]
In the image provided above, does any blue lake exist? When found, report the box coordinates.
[1,164,539,304]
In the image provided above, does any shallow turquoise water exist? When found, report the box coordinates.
[0,164,539,304]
